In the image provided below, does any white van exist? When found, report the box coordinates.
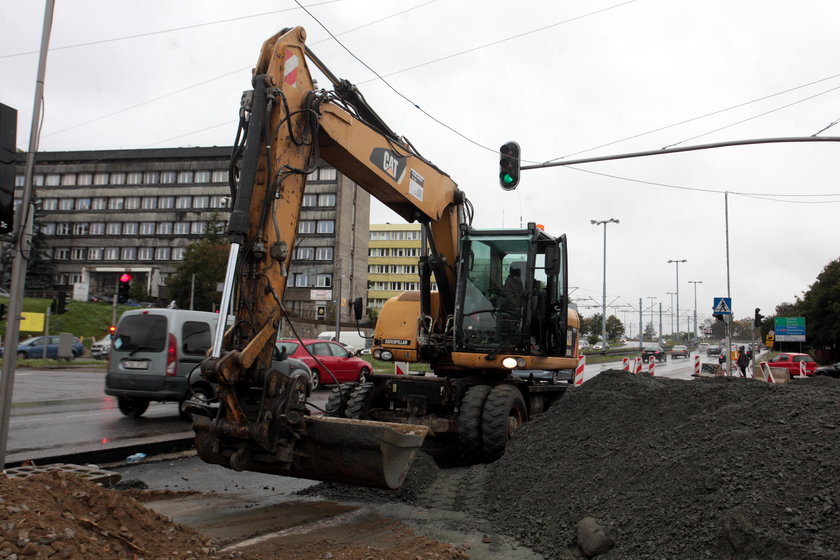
[317,330,369,356]
[105,309,230,419]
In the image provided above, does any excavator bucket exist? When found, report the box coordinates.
[194,415,429,490]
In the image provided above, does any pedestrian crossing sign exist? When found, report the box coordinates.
[713,297,732,314]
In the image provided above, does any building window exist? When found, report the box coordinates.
[195,170,211,183]
[316,274,332,288]
[298,221,315,234]
[91,198,107,210]
[42,198,58,211]
[108,197,124,210]
[143,171,159,184]
[320,168,337,180]
[125,197,140,210]
[40,223,55,235]
[141,196,156,210]
[121,247,136,260]
[90,223,105,235]
[158,196,174,209]
[72,223,89,235]
[174,222,190,235]
[88,248,103,260]
[56,223,71,235]
[138,247,153,260]
[139,222,155,235]
[318,193,336,206]
[212,170,227,183]
[316,220,334,234]
[106,222,122,235]
[193,195,208,208]
[94,173,109,185]
[104,248,119,260]
[294,247,314,260]
[33,175,44,186]
[191,222,205,234]
[294,273,309,287]
[71,248,86,260]
[15,175,24,187]
[75,173,92,185]
[176,196,192,209]
[302,194,317,207]
[110,172,126,185]
[307,170,318,181]
[58,198,74,210]
[123,222,138,235]
[61,174,76,186]
[127,172,142,184]
[316,247,333,260]
[173,247,186,260]
[210,195,229,208]
[76,198,91,210]
[54,248,70,260]
[45,174,61,186]
[155,247,171,260]
[177,171,194,184]
[160,171,176,184]
[157,222,173,235]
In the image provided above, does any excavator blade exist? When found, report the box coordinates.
[194,415,429,490]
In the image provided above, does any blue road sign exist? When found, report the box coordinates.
[713,297,732,314]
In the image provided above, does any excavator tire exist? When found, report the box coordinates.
[343,382,375,419]
[458,384,491,463]
[324,383,357,417]
[481,384,528,463]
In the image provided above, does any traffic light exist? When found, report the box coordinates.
[754,308,764,327]
[713,313,724,322]
[499,141,521,190]
[108,325,116,336]
[56,291,67,314]
[118,273,132,303]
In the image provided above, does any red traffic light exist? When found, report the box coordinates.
[108,325,116,334]
[119,273,132,283]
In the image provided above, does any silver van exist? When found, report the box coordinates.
[105,309,228,419]
[317,330,369,355]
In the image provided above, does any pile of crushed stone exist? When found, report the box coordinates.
[479,370,840,559]
[0,470,252,559]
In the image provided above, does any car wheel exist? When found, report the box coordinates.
[357,366,371,384]
[17,351,27,360]
[481,385,527,463]
[118,397,149,418]
[307,368,320,391]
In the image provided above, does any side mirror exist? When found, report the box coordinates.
[353,297,364,321]
[544,243,560,274]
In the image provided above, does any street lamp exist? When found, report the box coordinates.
[688,280,703,341]
[591,218,619,352]
[666,291,676,336]
[667,259,687,341]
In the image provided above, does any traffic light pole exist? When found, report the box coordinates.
[111,274,119,329]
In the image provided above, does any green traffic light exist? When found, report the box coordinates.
[501,173,514,185]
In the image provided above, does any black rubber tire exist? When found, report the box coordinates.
[358,367,371,384]
[344,382,375,419]
[308,368,320,391]
[458,385,491,463]
[481,384,528,463]
[118,397,149,418]
[325,383,357,417]
[17,351,27,360]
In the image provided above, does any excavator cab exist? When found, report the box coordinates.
[455,223,569,358]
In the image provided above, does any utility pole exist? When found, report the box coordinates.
[658,302,663,344]
[638,297,643,349]
[667,259,687,341]
[688,280,703,342]
[647,296,657,341]
[666,292,676,335]
[591,218,619,353]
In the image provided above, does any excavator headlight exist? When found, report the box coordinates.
[501,357,518,369]
[380,350,393,361]
[372,349,381,359]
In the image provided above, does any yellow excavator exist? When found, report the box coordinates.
[192,27,581,489]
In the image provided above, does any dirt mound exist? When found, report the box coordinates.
[0,470,249,559]
[480,371,840,559]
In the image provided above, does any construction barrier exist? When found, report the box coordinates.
[694,354,701,376]
[574,355,586,386]
[758,361,776,383]
[633,357,642,374]
[648,355,655,376]
[395,361,409,375]
[799,360,806,377]
[622,357,630,372]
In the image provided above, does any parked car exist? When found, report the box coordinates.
[1,335,84,359]
[90,336,112,360]
[766,352,817,376]
[641,345,667,362]
[698,342,709,353]
[706,344,721,356]
[670,345,690,359]
[814,362,840,378]
[578,339,590,350]
[276,339,371,389]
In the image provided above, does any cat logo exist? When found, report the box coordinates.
[369,148,407,183]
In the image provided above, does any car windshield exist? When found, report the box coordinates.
[793,355,814,362]
[643,347,660,351]
[276,341,300,355]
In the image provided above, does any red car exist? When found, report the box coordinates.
[276,339,371,389]
[765,352,817,377]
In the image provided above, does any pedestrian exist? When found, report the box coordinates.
[737,345,749,377]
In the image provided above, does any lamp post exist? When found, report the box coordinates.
[688,280,703,342]
[666,291,676,336]
[667,259,687,341]
[591,218,619,353]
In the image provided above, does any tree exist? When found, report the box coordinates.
[643,321,656,340]
[24,229,56,290]
[798,258,840,355]
[165,214,228,310]
[606,315,624,340]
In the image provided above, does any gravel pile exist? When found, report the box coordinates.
[480,370,840,559]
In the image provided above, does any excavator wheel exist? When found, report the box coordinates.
[324,383,357,417]
[481,384,528,463]
[343,382,375,419]
[458,384,491,463]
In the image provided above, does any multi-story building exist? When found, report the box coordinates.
[12,147,369,325]
[367,223,432,312]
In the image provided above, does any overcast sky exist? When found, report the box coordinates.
[3,0,840,336]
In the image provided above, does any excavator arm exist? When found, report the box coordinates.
[193,27,466,488]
